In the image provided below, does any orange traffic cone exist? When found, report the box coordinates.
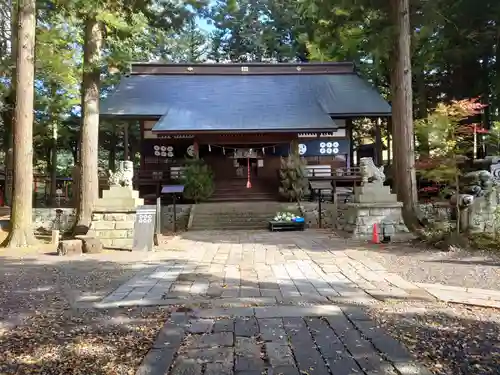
[372,223,380,244]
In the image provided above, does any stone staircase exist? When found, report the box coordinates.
[190,201,299,231]
[209,178,278,202]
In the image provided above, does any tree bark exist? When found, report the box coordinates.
[4,2,18,207]
[73,16,102,235]
[49,83,58,205]
[389,0,420,230]
[3,0,37,247]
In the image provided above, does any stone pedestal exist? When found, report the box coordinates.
[345,182,411,241]
[95,186,143,210]
[354,184,398,203]
[89,186,144,250]
[345,202,410,240]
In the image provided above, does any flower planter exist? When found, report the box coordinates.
[268,220,305,232]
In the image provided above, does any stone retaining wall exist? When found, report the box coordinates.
[161,205,191,232]
[90,211,136,249]
[344,202,409,240]
[419,202,453,223]
[300,202,336,229]
[33,208,75,234]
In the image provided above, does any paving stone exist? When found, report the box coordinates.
[269,366,300,375]
[207,284,223,297]
[326,316,385,373]
[184,347,233,364]
[152,315,187,349]
[222,288,240,298]
[185,332,234,348]
[240,287,261,297]
[259,281,280,290]
[241,279,259,288]
[235,337,265,372]
[254,305,341,318]
[323,354,364,375]
[170,358,203,375]
[188,318,214,334]
[135,348,176,375]
[279,295,329,305]
[258,318,286,342]
[260,289,282,299]
[283,318,330,375]
[351,320,433,374]
[265,342,295,367]
[205,362,234,375]
[235,317,259,337]
[305,318,345,357]
[194,307,254,318]
[339,306,372,321]
[213,318,234,333]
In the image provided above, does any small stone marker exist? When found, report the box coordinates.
[51,230,60,245]
[76,235,102,254]
[133,205,157,251]
[57,239,82,256]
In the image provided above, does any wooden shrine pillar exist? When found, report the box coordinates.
[346,118,354,167]
[374,117,383,166]
[193,138,199,159]
[123,123,129,160]
[387,117,392,165]
[290,138,299,155]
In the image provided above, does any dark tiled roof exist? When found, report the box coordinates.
[100,69,391,132]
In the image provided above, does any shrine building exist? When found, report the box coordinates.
[100,62,391,201]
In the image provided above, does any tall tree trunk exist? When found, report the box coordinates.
[73,16,102,234]
[3,0,37,247]
[49,83,58,205]
[390,0,420,230]
[4,2,18,207]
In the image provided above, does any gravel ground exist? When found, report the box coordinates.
[367,300,500,375]
[357,243,500,290]
[0,248,174,375]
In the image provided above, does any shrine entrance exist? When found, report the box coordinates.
[198,143,288,201]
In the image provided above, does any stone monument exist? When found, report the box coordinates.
[88,161,144,249]
[344,157,410,240]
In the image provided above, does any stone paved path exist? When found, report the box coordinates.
[95,231,434,374]
[96,231,430,308]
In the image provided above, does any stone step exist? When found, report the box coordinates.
[190,224,268,231]
[191,215,274,222]
[190,202,297,230]
[208,196,277,202]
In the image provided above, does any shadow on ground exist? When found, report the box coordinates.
[0,252,499,374]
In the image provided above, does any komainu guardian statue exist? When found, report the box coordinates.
[359,157,385,185]
[108,161,134,188]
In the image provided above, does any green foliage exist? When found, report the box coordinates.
[416,99,485,232]
[278,154,309,202]
[207,0,305,62]
[416,99,484,178]
[273,211,300,222]
[181,159,215,203]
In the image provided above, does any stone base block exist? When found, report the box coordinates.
[94,198,144,210]
[102,186,140,199]
[354,184,398,203]
[57,239,82,256]
[76,235,102,254]
[101,238,133,250]
[95,186,144,211]
[345,202,412,241]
